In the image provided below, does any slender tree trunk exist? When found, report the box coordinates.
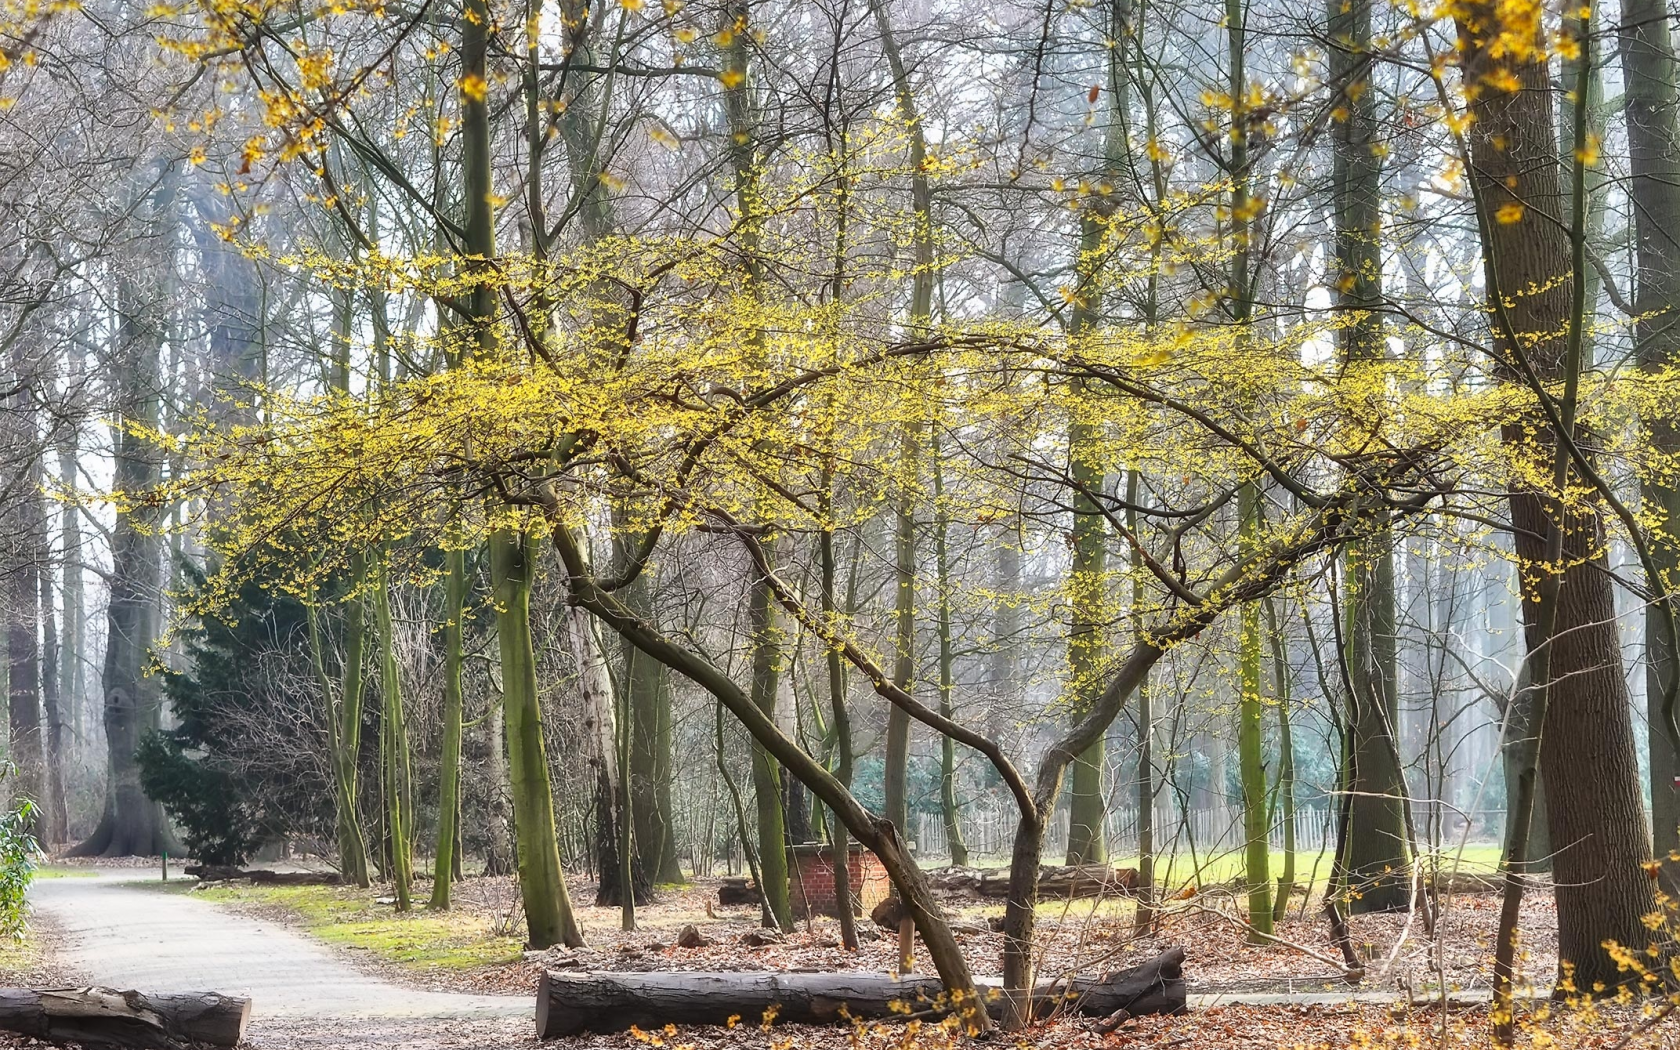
[430,546,466,909]
[718,1,792,932]
[746,550,791,931]
[56,424,81,754]
[374,563,412,911]
[40,553,67,846]
[492,529,584,948]
[6,460,43,825]
[1226,0,1272,937]
[820,497,860,950]
[931,435,967,866]
[869,0,933,850]
[1267,600,1296,924]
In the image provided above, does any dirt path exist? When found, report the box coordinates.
[29,870,530,1033]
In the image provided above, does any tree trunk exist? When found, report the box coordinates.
[1455,3,1656,991]
[492,528,584,949]
[537,951,1186,1038]
[430,546,466,909]
[1226,0,1271,938]
[1342,536,1409,913]
[570,593,648,910]
[1617,0,1680,887]
[747,555,791,931]
[1326,0,1410,912]
[40,562,67,846]
[1268,600,1296,924]
[869,0,931,853]
[0,988,250,1049]
[6,515,42,827]
[373,563,411,911]
[819,498,860,950]
[69,172,179,858]
[931,435,968,866]
[620,555,680,884]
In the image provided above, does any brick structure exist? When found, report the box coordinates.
[788,842,891,919]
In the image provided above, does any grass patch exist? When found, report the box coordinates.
[191,883,523,971]
[33,866,98,879]
[937,845,1508,922]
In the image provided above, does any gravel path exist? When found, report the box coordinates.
[29,870,531,1044]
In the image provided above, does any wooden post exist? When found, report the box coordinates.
[896,915,914,974]
[161,852,168,882]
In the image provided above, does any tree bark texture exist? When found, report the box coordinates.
[0,988,250,1049]
[1456,5,1657,988]
[537,950,1186,1038]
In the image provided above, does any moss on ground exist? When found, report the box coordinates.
[188,883,524,971]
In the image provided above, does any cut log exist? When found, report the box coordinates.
[0,987,251,1048]
[535,948,1187,1038]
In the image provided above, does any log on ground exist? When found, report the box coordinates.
[0,987,251,1048]
[184,865,342,886]
[536,948,1186,1037]
[926,864,1138,899]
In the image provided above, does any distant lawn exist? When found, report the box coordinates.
[33,866,98,879]
[185,883,523,971]
[934,844,1507,921]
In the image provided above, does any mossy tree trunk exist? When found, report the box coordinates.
[429,545,466,909]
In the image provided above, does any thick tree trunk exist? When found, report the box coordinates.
[0,988,250,1049]
[620,556,680,885]
[570,598,648,909]
[1343,537,1409,913]
[1617,0,1680,885]
[70,185,179,858]
[1327,0,1410,915]
[537,952,1186,1038]
[1455,5,1657,991]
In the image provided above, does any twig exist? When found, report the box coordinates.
[1179,901,1365,980]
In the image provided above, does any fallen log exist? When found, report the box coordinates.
[718,877,762,906]
[926,864,1138,899]
[0,987,251,1048]
[535,947,1186,1037]
[184,865,342,886]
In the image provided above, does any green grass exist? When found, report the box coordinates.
[33,866,98,879]
[938,844,1508,921]
[188,883,524,971]
[1110,843,1505,889]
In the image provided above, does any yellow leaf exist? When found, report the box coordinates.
[1495,201,1525,224]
